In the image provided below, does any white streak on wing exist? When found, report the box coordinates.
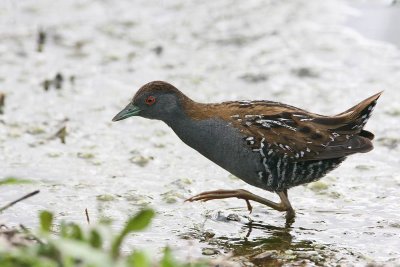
[292,114,314,121]
[260,138,265,146]
[239,100,252,106]
[256,119,297,131]
[293,114,307,118]
[262,122,271,128]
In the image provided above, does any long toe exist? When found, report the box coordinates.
[185,189,254,212]
[186,192,240,202]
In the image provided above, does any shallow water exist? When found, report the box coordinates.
[346,2,400,47]
[1,0,400,265]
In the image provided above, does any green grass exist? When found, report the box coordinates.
[0,209,208,267]
[0,177,33,186]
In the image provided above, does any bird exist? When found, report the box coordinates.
[112,81,381,222]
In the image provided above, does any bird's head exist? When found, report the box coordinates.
[112,81,188,122]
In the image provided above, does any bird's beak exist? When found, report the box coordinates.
[112,102,141,121]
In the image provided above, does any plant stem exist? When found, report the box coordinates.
[0,190,40,213]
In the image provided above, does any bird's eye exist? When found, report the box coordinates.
[145,96,156,105]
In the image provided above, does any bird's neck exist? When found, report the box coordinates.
[161,97,211,124]
[162,100,217,145]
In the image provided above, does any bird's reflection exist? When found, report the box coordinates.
[203,217,319,260]
[224,220,294,256]
[181,210,326,264]
[244,217,294,238]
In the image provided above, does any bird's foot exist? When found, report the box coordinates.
[186,189,297,223]
[185,189,253,213]
[285,208,296,225]
[278,191,296,225]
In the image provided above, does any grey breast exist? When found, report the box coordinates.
[167,116,267,189]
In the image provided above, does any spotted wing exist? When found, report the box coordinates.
[230,92,381,161]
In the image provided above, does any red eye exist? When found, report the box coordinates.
[145,96,156,105]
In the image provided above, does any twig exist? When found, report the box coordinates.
[0,190,40,213]
[19,224,44,244]
[85,208,90,224]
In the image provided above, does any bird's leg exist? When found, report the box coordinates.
[283,189,288,198]
[185,189,295,220]
[278,190,295,222]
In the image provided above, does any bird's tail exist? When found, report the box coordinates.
[331,91,382,139]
